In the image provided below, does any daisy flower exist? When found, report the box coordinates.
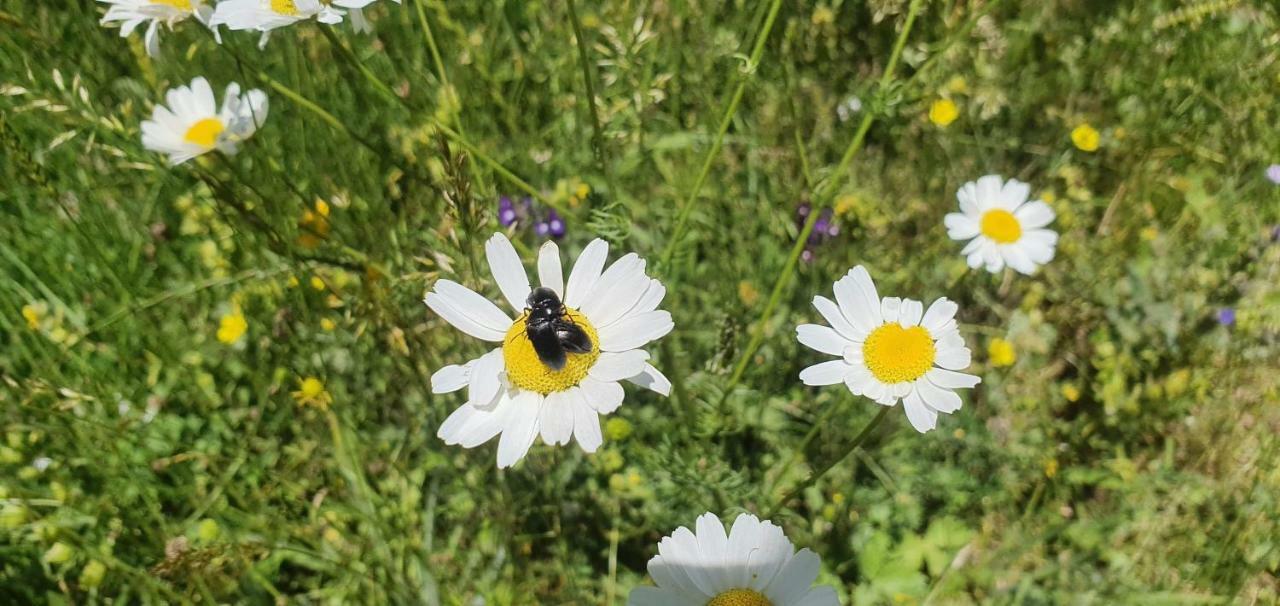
[425,233,672,468]
[141,77,267,166]
[797,266,980,433]
[210,0,398,47]
[628,512,838,606]
[944,175,1058,275]
[98,0,216,57]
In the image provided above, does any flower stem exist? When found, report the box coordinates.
[565,0,617,204]
[721,0,925,399]
[765,406,891,519]
[657,0,785,271]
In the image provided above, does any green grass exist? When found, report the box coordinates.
[2,0,1279,603]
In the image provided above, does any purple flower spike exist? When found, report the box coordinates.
[546,209,566,239]
[1266,164,1280,185]
[498,196,518,226]
[1216,308,1235,327]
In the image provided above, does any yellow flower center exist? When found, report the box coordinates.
[707,589,773,606]
[862,323,936,384]
[503,309,599,394]
[979,209,1022,244]
[270,0,300,15]
[298,377,325,399]
[183,118,225,148]
[152,0,193,9]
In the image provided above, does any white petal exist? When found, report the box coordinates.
[564,238,609,308]
[1001,244,1038,275]
[437,396,511,448]
[957,181,980,216]
[926,368,981,389]
[902,388,938,433]
[425,290,507,342]
[430,363,469,394]
[579,377,626,414]
[597,310,673,352]
[628,587,700,606]
[812,295,860,340]
[834,266,881,332]
[916,380,962,414]
[538,390,574,446]
[899,299,924,327]
[628,364,671,396]
[430,279,512,327]
[844,367,873,396]
[486,232,531,313]
[570,395,603,453]
[743,518,793,590]
[796,586,840,606]
[496,391,541,468]
[589,350,651,382]
[537,240,564,296]
[796,324,850,356]
[935,345,972,371]
[944,212,979,240]
[1022,229,1058,264]
[625,279,667,318]
[1014,200,1054,229]
[999,178,1031,210]
[975,175,1005,210]
[580,254,649,327]
[799,360,850,386]
[880,297,902,324]
[694,513,732,590]
[765,549,821,605]
[921,298,958,335]
[465,349,504,408]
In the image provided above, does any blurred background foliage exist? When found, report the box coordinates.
[2,0,1278,603]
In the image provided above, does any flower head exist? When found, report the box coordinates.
[944,175,1058,275]
[98,0,216,56]
[1216,307,1235,327]
[534,209,567,239]
[497,196,519,227]
[425,233,672,468]
[142,77,267,165]
[216,309,248,344]
[1071,124,1100,152]
[210,0,399,47]
[797,266,980,433]
[1265,164,1280,185]
[292,376,331,409]
[987,337,1016,367]
[796,203,839,263]
[628,512,838,606]
[929,98,959,127]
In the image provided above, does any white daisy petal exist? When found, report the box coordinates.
[902,387,939,433]
[564,238,609,308]
[580,254,648,326]
[834,266,882,331]
[765,549,821,605]
[579,377,625,414]
[899,299,924,327]
[916,379,963,414]
[588,350,651,382]
[430,279,514,329]
[496,391,541,468]
[628,363,672,396]
[795,586,840,606]
[921,298,958,335]
[999,178,1031,209]
[537,240,564,296]
[538,390,574,446]
[624,279,667,319]
[926,368,982,389]
[796,324,850,356]
[437,395,511,448]
[1014,200,1055,229]
[812,295,860,340]
[430,363,470,394]
[597,310,673,352]
[570,394,603,453]
[627,587,697,606]
[944,212,980,240]
[934,344,972,371]
[844,367,874,396]
[880,296,902,324]
[424,291,507,342]
[485,232,531,312]
[464,349,505,408]
[975,175,1005,210]
[694,514,732,590]
[1002,244,1039,275]
[800,360,851,386]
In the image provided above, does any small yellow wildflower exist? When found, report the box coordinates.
[1061,383,1081,402]
[1071,123,1100,152]
[1044,459,1059,479]
[298,199,332,249]
[21,303,43,330]
[929,98,959,127]
[834,194,859,217]
[320,318,337,331]
[292,376,332,409]
[80,560,107,588]
[287,275,300,288]
[988,338,1016,367]
[309,276,326,291]
[216,309,248,344]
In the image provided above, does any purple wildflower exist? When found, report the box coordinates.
[534,209,567,240]
[796,203,838,261]
[498,196,518,226]
[1216,307,1235,327]
[1266,164,1280,185]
